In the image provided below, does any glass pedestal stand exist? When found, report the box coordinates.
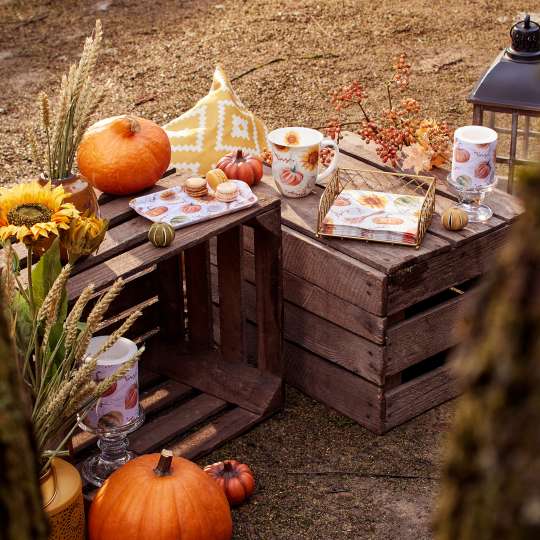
[447,174,495,223]
[78,406,145,487]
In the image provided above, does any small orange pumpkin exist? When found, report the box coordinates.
[89,450,232,540]
[475,161,491,179]
[77,115,171,196]
[181,203,202,214]
[204,460,255,507]
[217,149,263,186]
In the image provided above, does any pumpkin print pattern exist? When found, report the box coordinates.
[146,206,168,217]
[280,168,304,186]
[475,162,491,179]
[334,196,351,207]
[124,384,138,409]
[130,182,258,230]
[357,194,387,209]
[454,148,470,163]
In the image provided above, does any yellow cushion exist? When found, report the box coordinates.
[164,65,268,176]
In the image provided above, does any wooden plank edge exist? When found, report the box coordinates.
[170,406,266,461]
[383,364,458,432]
[130,393,227,454]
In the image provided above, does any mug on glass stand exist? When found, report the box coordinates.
[447,125,498,223]
[267,127,340,198]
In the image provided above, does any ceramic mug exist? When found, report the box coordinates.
[267,127,340,198]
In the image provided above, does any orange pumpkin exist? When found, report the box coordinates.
[77,115,171,195]
[204,460,255,507]
[454,148,470,163]
[217,149,263,186]
[181,203,202,214]
[89,450,232,540]
[280,167,303,186]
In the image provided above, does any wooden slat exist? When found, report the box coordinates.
[281,226,387,316]
[209,267,386,385]
[253,209,284,378]
[387,224,509,314]
[217,226,246,363]
[171,407,263,460]
[130,393,227,454]
[339,131,523,224]
[386,288,479,375]
[156,255,185,341]
[66,198,280,301]
[185,241,213,349]
[384,364,458,431]
[241,233,387,344]
[144,345,282,416]
[285,342,384,433]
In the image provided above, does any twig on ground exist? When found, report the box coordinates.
[287,470,440,481]
[134,94,156,107]
[231,54,341,82]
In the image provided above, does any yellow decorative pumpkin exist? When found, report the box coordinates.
[206,168,228,191]
[148,222,175,247]
[442,207,468,231]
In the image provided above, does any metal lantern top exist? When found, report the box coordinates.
[468,14,540,113]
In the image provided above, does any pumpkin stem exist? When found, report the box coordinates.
[125,116,141,135]
[235,149,244,160]
[223,461,234,473]
[154,449,174,476]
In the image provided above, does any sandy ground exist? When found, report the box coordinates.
[0,0,522,537]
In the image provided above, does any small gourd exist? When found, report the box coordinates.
[442,207,468,231]
[206,168,228,191]
[148,222,175,247]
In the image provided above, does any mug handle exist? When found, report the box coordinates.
[317,138,340,183]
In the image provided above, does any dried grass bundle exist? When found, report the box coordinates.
[30,20,107,180]
[0,243,143,474]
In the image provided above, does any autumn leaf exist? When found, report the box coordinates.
[402,143,433,174]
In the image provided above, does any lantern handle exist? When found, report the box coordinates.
[510,13,531,38]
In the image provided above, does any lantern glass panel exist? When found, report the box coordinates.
[474,108,540,193]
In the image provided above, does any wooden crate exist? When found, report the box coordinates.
[239,131,522,434]
[68,175,284,465]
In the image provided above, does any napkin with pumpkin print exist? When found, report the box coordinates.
[321,189,424,245]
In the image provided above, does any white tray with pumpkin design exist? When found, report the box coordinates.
[129,180,258,229]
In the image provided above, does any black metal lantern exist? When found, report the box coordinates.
[468,14,540,193]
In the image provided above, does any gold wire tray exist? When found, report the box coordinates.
[317,168,436,249]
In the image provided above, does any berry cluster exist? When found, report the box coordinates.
[319,147,335,168]
[323,53,452,169]
[330,80,365,112]
[393,53,411,90]
[259,148,272,165]
[324,118,342,141]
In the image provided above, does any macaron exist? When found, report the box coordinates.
[215,181,239,203]
[184,177,208,198]
[206,168,228,191]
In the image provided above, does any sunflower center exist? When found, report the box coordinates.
[7,203,53,228]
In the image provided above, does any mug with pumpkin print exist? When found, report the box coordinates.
[267,127,340,198]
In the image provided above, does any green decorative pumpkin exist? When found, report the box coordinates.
[148,222,175,247]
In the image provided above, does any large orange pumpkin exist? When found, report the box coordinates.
[217,149,263,186]
[77,115,171,195]
[88,450,232,540]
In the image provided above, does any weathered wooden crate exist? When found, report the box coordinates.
[234,132,521,434]
[68,174,284,465]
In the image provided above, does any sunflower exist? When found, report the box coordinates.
[284,131,300,146]
[0,181,79,246]
[300,147,320,172]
